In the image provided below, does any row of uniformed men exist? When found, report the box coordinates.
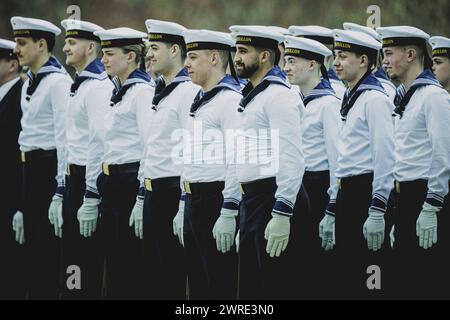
[1,16,450,299]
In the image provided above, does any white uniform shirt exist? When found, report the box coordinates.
[19,58,72,188]
[143,75,200,180]
[235,68,304,217]
[103,73,155,184]
[183,76,242,210]
[66,61,113,196]
[394,78,450,208]
[302,86,341,200]
[330,79,395,215]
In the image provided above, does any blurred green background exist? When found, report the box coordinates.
[1,0,449,65]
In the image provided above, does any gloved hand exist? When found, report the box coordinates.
[212,209,238,253]
[12,211,25,245]
[264,213,290,258]
[173,200,185,247]
[77,198,100,238]
[48,195,63,238]
[129,197,144,240]
[363,209,385,251]
[236,231,240,254]
[416,202,439,249]
[319,214,335,251]
[390,225,395,249]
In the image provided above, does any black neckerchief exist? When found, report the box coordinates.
[340,70,373,121]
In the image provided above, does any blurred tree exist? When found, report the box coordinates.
[1,0,448,71]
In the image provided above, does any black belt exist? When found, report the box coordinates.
[102,162,139,176]
[145,176,180,192]
[21,149,56,163]
[66,164,86,176]
[184,181,224,195]
[339,172,373,189]
[304,170,329,179]
[240,177,277,196]
[394,179,427,194]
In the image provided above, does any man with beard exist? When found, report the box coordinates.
[230,25,305,299]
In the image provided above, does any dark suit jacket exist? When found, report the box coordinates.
[0,77,23,225]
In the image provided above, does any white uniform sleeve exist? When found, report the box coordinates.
[265,89,304,217]
[322,98,341,202]
[85,82,112,198]
[424,90,450,208]
[136,85,155,196]
[366,93,396,214]
[50,76,71,194]
[221,93,242,210]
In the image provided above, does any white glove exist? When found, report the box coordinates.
[173,200,185,247]
[390,225,395,249]
[12,211,25,245]
[77,198,100,238]
[363,209,385,252]
[319,214,335,251]
[235,231,240,254]
[48,195,63,238]
[129,197,144,240]
[212,209,238,253]
[416,202,439,250]
[264,213,290,258]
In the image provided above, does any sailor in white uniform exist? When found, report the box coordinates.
[288,25,347,99]
[132,19,199,299]
[378,25,450,298]
[95,27,155,299]
[60,19,112,299]
[181,29,241,300]
[11,16,72,299]
[230,25,305,299]
[320,29,395,298]
[283,35,341,297]
[343,22,397,102]
[430,36,450,93]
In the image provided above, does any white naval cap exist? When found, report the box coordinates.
[0,39,16,51]
[0,39,17,59]
[376,26,430,48]
[333,29,381,56]
[284,36,332,63]
[343,22,381,41]
[94,27,147,48]
[183,29,234,52]
[429,36,450,58]
[145,19,187,45]
[11,16,61,38]
[267,26,291,36]
[288,25,334,45]
[229,25,284,49]
[61,19,104,41]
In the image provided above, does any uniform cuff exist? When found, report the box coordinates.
[425,192,445,209]
[370,193,388,213]
[273,198,294,217]
[222,198,240,210]
[325,199,337,216]
[85,190,101,199]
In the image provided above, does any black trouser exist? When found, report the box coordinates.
[440,182,450,298]
[301,170,338,298]
[142,177,186,300]
[62,165,102,300]
[22,149,62,299]
[239,177,308,300]
[184,181,237,300]
[392,179,449,299]
[97,164,144,299]
[0,192,27,299]
[335,173,390,299]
